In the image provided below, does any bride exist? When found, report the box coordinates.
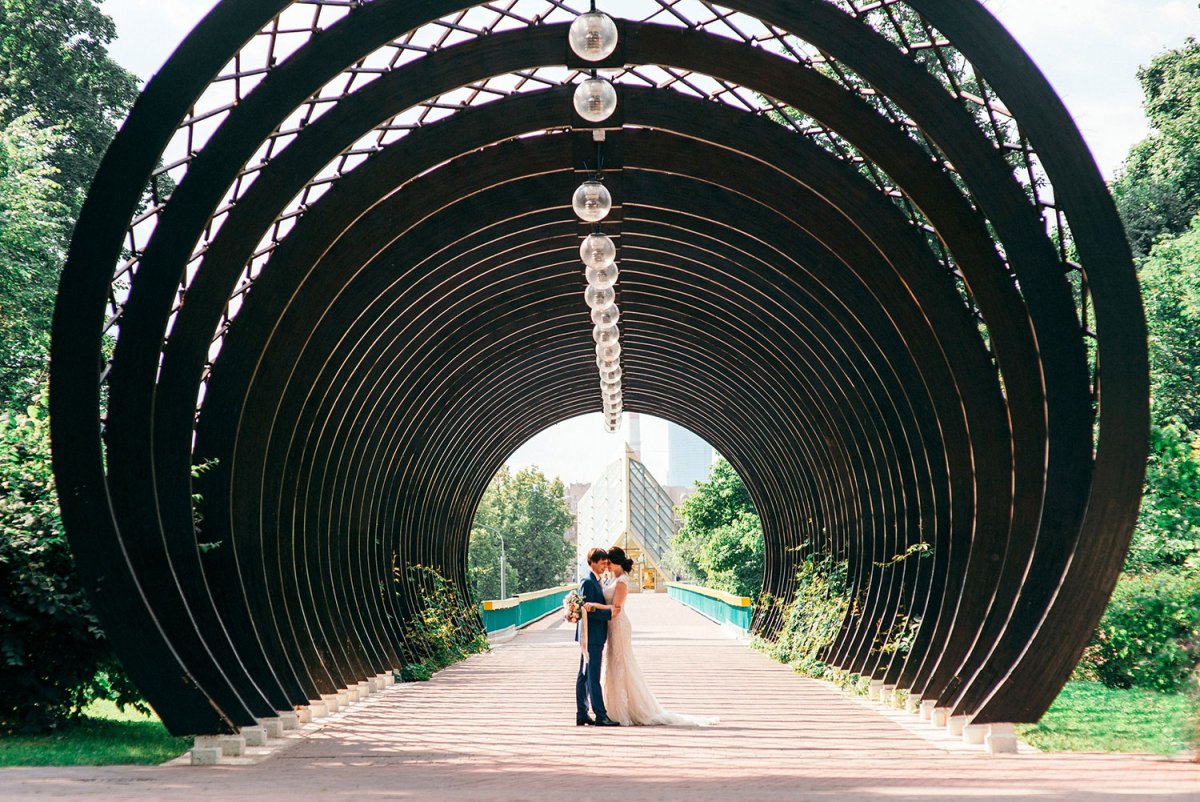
[587,546,719,727]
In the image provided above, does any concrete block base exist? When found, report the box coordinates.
[905,694,920,714]
[881,685,896,706]
[308,700,328,717]
[320,694,339,713]
[963,723,988,745]
[297,706,313,724]
[279,711,300,730]
[242,725,268,747]
[919,700,936,720]
[190,746,221,765]
[947,714,969,737]
[193,733,244,757]
[868,680,884,701]
[931,706,949,728]
[259,717,284,738]
[336,690,351,707]
[383,671,396,687]
[368,676,383,693]
[986,723,1019,754]
[358,680,371,697]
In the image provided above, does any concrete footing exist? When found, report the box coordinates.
[278,711,300,730]
[336,690,351,707]
[947,714,969,737]
[259,717,284,738]
[358,680,371,698]
[931,706,949,728]
[190,746,220,765]
[881,685,896,706]
[919,699,935,720]
[986,723,1019,754]
[194,734,244,758]
[297,706,313,724]
[963,723,988,745]
[383,671,396,687]
[320,693,339,713]
[905,694,920,714]
[867,679,884,701]
[241,725,268,747]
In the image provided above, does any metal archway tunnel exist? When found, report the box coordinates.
[51,0,1147,737]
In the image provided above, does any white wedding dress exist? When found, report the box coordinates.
[601,575,719,727]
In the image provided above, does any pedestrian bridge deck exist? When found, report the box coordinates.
[2,594,1197,800]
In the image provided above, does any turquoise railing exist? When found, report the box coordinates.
[479,584,575,633]
[667,582,753,631]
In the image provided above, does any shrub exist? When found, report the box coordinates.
[755,551,851,680]
[0,389,143,732]
[1085,570,1200,692]
[396,565,489,681]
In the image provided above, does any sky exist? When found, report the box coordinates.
[100,0,1199,484]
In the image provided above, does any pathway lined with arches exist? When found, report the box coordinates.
[1,594,1197,800]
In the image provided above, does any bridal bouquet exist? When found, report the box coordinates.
[563,590,585,623]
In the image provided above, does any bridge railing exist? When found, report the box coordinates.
[667,582,753,632]
[479,584,574,634]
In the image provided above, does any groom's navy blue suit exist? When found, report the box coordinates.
[575,571,612,721]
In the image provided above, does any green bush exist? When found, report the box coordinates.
[755,552,851,679]
[0,390,143,733]
[397,565,489,681]
[1082,570,1200,692]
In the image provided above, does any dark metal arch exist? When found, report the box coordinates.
[51,0,1145,737]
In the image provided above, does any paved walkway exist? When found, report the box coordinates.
[1,594,1197,801]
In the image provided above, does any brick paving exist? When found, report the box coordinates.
[1,594,1197,801]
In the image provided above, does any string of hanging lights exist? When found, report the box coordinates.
[569,6,622,433]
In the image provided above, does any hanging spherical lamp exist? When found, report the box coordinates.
[585,262,619,290]
[580,233,616,269]
[593,323,620,347]
[568,11,619,62]
[573,77,617,123]
[592,304,620,329]
[584,284,615,311]
[596,340,622,362]
[572,180,612,223]
[599,363,622,384]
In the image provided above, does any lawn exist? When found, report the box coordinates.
[0,700,190,766]
[1016,681,1197,755]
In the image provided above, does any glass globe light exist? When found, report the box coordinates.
[580,233,616,269]
[572,181,612,223]
[585,262,619,291]
[574,78,617,123]
[584,284,615,311]
[604,417,621,434]
[569,12,619,61]
[596,351,620,370]
[600,376,621,393]
[604,392,623,408]
[605,402,624,417]
[596,340,622,362]
[599,363,622,384]
[591,304,620,329]
[593,323,619,346]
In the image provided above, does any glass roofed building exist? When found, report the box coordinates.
[576,444,675,592]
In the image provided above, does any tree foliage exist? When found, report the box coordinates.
[0,389,142,733]
[0,0,137,210]
[1141,216,1200,430]
[0,109,66,407]
[467,467,574,601]
[672,458,764,598]
[1113,37,1200,257]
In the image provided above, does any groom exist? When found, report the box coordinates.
[576,548,620,726]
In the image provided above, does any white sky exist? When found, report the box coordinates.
[100,0,1198,484]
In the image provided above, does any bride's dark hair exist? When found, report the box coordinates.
[607,546,634,572]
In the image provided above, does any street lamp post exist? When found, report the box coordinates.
[474,523,507,599]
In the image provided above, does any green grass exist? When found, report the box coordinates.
[0,699,190,766]
[1016,681,1197,755]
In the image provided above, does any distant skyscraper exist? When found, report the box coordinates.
[626,411,642,460]
[665,421,713,488]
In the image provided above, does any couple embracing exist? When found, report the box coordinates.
[573,546,718,728]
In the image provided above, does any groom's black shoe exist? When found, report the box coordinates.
[594,717,621,727]
[576,716,596,726]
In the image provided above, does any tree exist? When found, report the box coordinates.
[0,0,138,211]
[466,467,573,601]
[1113,38,1200,256]
[1140,215,1200,430]
[672,458,764,598]
[0,109,66,407]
